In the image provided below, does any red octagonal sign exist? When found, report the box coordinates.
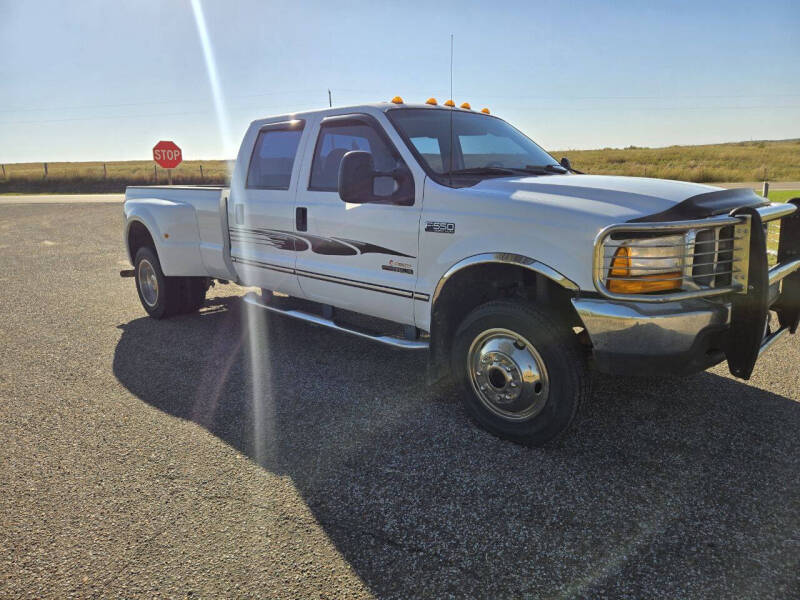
[153,140,182,169]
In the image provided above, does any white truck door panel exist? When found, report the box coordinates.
[229,120,307,297]
[294,114,422,326]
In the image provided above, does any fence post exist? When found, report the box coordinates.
[43,163,48,180]
[199,165,204,181]
[1,164,5,179]
[762,181,769,199]
[154,165,157,182]
[167,169,172,185]
[103,163,107,179]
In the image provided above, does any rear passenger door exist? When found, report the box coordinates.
[293,113,423,326]
[229,120,306,296]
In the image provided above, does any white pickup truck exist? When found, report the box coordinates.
[122,98,800,445]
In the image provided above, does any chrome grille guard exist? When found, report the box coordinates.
[593,201,800,304]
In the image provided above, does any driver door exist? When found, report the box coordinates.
[293,113,422,326]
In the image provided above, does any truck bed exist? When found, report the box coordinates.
[124,185,235,281]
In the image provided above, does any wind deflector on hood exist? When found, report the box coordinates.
[628,187,768,223]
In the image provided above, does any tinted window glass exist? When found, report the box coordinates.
[309,122,400,191]
[246,128,303,189]
[389,109,558,175]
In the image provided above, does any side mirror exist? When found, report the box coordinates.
[559,156,572,171]
[339,151,377,204]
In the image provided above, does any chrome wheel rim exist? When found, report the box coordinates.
[467,328,549,421]
[138,259,159,307]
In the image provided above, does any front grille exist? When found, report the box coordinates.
[691,225,735,288]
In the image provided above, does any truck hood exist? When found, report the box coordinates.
[471,174,724,223]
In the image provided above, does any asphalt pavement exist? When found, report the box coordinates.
[1,201,798,598]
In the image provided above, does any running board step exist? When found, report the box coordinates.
[243,293,429,350]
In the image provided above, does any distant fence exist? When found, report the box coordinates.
[0,160,234,193]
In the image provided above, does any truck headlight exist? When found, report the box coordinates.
[606,234,684,294]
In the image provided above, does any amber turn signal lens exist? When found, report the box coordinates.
[607,246,682,293]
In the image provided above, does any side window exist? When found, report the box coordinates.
[309,121,403,192]
[246,127,303,190]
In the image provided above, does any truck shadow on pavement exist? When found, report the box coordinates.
[113,294,800,598]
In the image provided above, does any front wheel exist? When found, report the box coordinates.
[451,300,589,446]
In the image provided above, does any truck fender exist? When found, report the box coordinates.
[425,253,580,385]
[431,252,579,306]
[123,199,206,276]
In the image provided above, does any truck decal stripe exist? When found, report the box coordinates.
[231,256,429,302]
[229,227,415,259]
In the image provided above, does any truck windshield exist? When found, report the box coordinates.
[387,108,563,185]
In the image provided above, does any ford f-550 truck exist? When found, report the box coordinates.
[122,98,800,446]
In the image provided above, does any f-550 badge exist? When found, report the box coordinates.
[425,221,455,234]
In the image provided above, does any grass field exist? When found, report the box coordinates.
[561,139,800,182]
[767,189,799,203]
[1,139,799,194]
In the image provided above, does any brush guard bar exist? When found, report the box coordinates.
[593,200,800,379]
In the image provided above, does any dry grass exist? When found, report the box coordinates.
[555,139,800,183]
[0,160,232,194]
[1,139,799,194]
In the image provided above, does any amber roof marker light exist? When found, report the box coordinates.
[481,107,490,114]
[391,96,404,104]
[460,102,471,109]
[426,97,438,105]
[444,99,455,107]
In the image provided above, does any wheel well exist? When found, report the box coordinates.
[428,263,582,382]
[127,221,156,260]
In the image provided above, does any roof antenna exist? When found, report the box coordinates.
[328,89,332,107]
[448,34,454,186]
[449,34,454,101]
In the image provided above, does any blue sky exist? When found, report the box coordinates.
[1,0,798,163]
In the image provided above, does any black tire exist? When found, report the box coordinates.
[133,247,207,319]
[450,300,589,446]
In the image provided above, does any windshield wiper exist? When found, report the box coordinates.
[445,166,517,176]
[522,164,568,174]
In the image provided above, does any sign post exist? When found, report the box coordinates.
[152,141,183,185]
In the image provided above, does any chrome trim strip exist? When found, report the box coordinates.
[243,293,429,350]
[768,258,800,286]
[431,253,579,306]
[758,325,790,356]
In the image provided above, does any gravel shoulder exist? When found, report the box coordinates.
[1,203,798,598]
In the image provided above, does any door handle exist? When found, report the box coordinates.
[296,207,307,231]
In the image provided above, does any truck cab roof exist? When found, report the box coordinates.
[248,101,495,129]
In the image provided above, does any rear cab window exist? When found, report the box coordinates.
[246,123,304,190]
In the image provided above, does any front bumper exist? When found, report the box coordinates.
[572,297,731,375]
[576,199,800,378]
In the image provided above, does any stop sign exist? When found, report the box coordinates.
[152,141,182,169]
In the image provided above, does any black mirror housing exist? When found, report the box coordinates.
[339,151,376,203]
[560,156,572,171]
